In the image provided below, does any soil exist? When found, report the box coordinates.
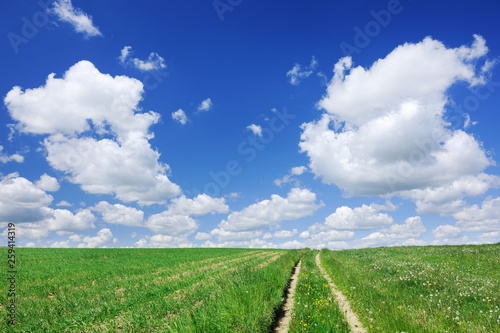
[273,259,302,332]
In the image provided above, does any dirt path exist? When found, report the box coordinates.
[315,252,367,333]
[273,259,302,333]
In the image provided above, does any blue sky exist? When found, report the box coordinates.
[1,0,500,249]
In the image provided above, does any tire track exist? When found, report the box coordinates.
[273,259,302,333]
[253,252,284,271]
[315,252,366,333]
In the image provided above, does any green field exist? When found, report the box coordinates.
[1,244,499,332]
[320,244,500,332]
[0,248,303,332]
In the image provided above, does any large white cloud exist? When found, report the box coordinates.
[5,60,181,205]
[6,60,149,137]
[300,35,494,197]
[219,188,322,232]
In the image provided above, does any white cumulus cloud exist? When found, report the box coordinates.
[0,173,53,224]
[324,203,395,230]
[303,230,355,249]
[146,214,198,236]
[166,194,229,216]
[453,197,500,232]
[355,216,426,248]
[401,173,500,215]
[5,60,181,205]
[197,98,213,112]
[476,231,500,244]
[246,124,262,136]
[300,35,494,197]
[47,209,96,233]
[145,194,228,238]
[35,174,60,192]
[219,188,322,232]
[432,224,462,239]
[172,109,188,125]
[93,201,144,227]
[78,228,116,248]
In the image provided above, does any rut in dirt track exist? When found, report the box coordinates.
[271,259,302,333]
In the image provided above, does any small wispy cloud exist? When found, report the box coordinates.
[51,0,102,38]
[119,46,166,71]
[197,98,213,112]
[172,109,188,125]
[246,124,262,136]
[56,200,73,207]
[274,166,308,187]
[287,56,318,85]
[0,145,23,164]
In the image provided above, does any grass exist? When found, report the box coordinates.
[289,250,350,332]
[0,247,304,332]
[320,244,500,332]
[3,244,498,332]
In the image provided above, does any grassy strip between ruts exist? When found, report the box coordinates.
[320,244,500,333]
[289,250,350,333]
[0,248,305,332]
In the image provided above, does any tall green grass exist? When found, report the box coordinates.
[0,248,303,332]
[289,250,350,333]
[320,244,500,332]
[164,249,305,332]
